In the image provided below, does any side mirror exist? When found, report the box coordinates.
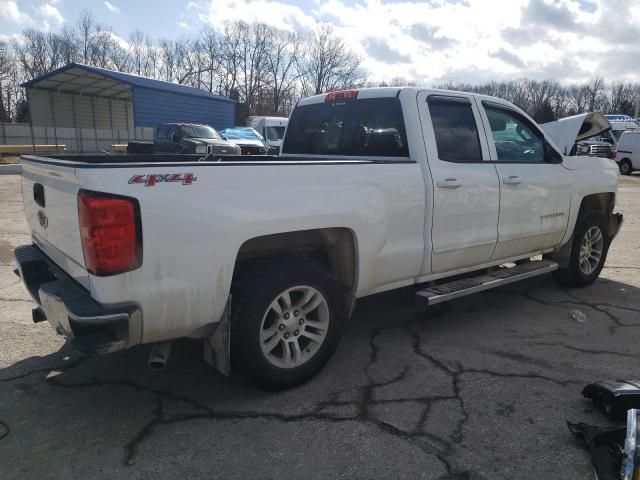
[171,132,182,143]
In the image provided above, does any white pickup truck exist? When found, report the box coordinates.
[15,87,623,389]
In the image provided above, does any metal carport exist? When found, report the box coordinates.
[22,63,235,152]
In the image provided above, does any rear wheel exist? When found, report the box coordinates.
[553,213,609,287]
[231,256,345,389]
[619,158,632,175]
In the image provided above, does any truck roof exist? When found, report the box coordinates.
[296,87,516,108]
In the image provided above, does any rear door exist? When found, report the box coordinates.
[477,100,571,259]
[418,92,500,273]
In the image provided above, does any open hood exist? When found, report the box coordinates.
[540,112,612,155]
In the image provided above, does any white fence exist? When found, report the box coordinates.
[0,123,154,152]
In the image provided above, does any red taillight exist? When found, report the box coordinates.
[78,190,142,276]
[325,89,358,102]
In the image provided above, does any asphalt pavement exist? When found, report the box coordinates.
[1,173,639,479]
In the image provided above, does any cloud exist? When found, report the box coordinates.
[521,0,582,32]
[201,0,315,32]
[363,37,411,64]
[490,48,526,69]
[193,0,640,84]
[104,1,120,13]
[409,24,456,49]
[178,21,190,29]
[37,2,64,29]
[0,0,32,24]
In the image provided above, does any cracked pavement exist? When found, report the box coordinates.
[1,173,639,479]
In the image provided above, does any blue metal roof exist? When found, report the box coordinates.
[22,62,234,103]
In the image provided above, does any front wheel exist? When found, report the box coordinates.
[619,159,632,175]
[553,213,609,287]
[231,256,345,389]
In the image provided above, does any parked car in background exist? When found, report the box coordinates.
[247,116,288,155]
[15,87,623,389]
[154,123,240,155]
[541,112,615,158]
[605,114,640,128]
[615,130,640,175]
[574,137,616,159]
[607,116,640,146]
[220,127,268,155]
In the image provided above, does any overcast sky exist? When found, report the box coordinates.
[1,0,639,85]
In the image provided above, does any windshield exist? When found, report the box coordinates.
[180,125,221,139]
[221,128,263,141]
[282,97,409,157]
[265,126,286,141]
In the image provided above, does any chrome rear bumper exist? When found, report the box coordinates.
[14,244,141,354]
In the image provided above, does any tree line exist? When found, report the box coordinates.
[0,10,639,125]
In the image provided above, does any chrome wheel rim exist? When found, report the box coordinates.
[259,285,330,369]
[579,226,604,275]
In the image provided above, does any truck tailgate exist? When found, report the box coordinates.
[21,159,89,288]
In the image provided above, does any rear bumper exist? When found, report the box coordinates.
[14,244,141,354]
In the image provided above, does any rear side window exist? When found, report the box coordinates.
[428,98,483,162]
[282,98,409,157]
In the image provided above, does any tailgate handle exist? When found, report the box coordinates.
[33,183,45,207]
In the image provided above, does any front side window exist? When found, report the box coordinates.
[428,98,483,162]
[282,97,409,157]
[485,106,545,162]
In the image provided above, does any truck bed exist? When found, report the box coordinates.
[22,154,412,166]
[23,153,280,165]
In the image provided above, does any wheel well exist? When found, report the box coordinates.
[235,228,358,308]
[578,192,615,218]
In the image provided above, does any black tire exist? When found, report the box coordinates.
[231,256,345,390]
[619,158,632,175]
[553,212,610,287]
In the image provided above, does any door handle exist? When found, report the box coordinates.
[436,178,462,189]
[503,175,522,185]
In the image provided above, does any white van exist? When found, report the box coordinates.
[247,116,288,155]
[615,130,640,175]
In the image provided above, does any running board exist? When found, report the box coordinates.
[416,260,558,305]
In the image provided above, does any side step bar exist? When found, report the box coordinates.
[416,260,558,305]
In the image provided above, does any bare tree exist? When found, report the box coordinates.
[265,28,301,114]
[299,25,365,95]
[0,41,13,122]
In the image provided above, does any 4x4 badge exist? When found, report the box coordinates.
[128,173,197,187]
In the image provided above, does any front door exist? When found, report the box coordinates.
[419,92,500,274]
[477,100,571,260]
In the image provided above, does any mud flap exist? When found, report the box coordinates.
[203,297,231,376]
